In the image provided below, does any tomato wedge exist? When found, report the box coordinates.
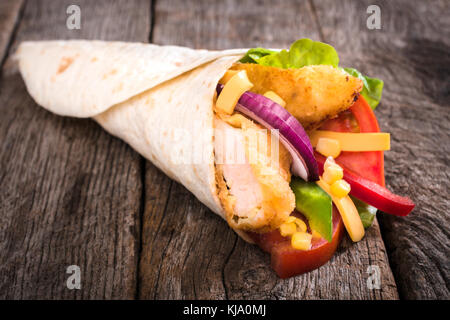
[320,96,385,186]
[248,208,344,278]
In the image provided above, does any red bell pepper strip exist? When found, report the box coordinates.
[316,154,415,216]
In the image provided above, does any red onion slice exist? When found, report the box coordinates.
[217,84,319,181]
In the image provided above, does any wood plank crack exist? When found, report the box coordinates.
[137,0,398,300]
[0,0,151,299]
[307,0,325,42]
[0,0,25,72]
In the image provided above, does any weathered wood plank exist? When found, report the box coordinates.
[311,0,450,299]
[0,0,24,67]
[0,0,150,299]
[139,0,398,299]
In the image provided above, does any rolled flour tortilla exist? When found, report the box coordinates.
[16,40,254,241]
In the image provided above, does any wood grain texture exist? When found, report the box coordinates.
[138,0,398,300]
[311,0,450,299]
[2,0,446,300]
[0,0,150,299]
[0,0,24,67]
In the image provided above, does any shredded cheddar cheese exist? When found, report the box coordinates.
[219,70,239,85]
[264,91,286,107]
[310,131,390,152]
[216,70,253,115]
[317,178,364,242]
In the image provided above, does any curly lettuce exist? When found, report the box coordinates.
[240,38,383,109]
[343,68,384,109]
[239,48,276,63]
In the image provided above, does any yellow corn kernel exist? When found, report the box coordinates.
[330,179,351,198]
[316,137,341,158]
[295,219,308,233]
[324,156,336,171]
[220,113,249,128]
[286,216,297,224]
[286,216,308,232]
[279,222,297,237]
[216,70,253,115]
[264,91,286,107]
[323,162,344,185]
[311,230,323,239]
[291,232,312,250]
[219,70,239,84]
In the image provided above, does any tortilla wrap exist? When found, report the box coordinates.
[16,40,254,241]
[16,40,363,242]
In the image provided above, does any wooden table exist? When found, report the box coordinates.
[0,0,448,300]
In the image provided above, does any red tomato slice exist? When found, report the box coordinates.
[316,95,414,216]
[248,208,344,278]
[252,228,286,254]
[320,110,359,133]
[319,96,385,186]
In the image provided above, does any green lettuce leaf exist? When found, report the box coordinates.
[239,38,384,109]
[351,196,377,229]
[246,38,339,69]
[343,68,384,110]
[239,48,277,63]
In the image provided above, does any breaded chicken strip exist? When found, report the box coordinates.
[230,64,363,130]
[215,116,295,232]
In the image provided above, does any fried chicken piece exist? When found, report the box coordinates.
[230,63,363,130]
[215,116,295,232]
